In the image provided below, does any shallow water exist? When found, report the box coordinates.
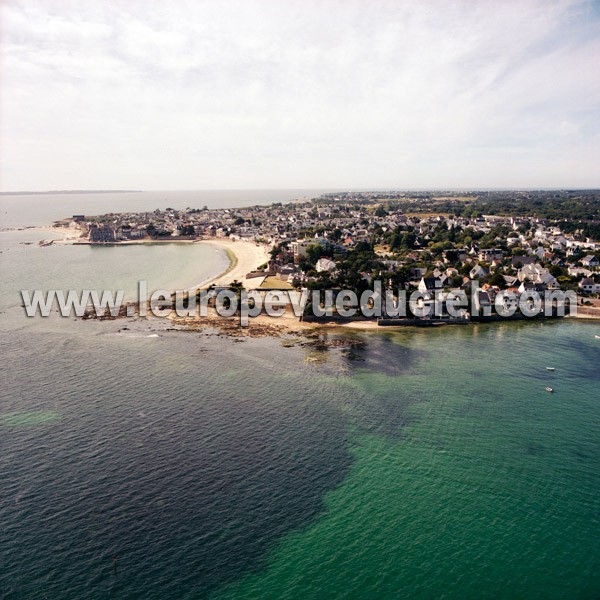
[1,193,599,599]
[0,228,229,311]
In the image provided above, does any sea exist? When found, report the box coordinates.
[0,191,599,599]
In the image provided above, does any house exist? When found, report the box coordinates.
[276,264,297,281]
[473,290,493,314]
[568,267,592,278]
[432,268,450,287]
[518,263,559,289]
[460,277,473,290]
[410,267,427,280]
[581,255,599,268]
[433,290,469,320]
[469,264,489,279]
[517,263,538,281]
[511,255,536,268]
[119,225,146,240]
[290,239,313,261]
[580,277,600,294]
[518,281,547,294]
[89,224,116,243]
[442,248,468,263]
[503,275,519,287]
[315,258,337,273]
[496,289,519,313]
[418,277,443,293]
[478,248,503,262]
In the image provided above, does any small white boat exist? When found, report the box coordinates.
[545,387,554,393]
[546,367,555,371]
[595,335,600,339]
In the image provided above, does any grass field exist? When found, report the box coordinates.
[259,276,294,290]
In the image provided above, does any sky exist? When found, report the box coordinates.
[1,0,599,191]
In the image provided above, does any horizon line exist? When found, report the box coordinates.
[2,186,600,196]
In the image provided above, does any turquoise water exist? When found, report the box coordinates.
[214,323,600,600]
[1,193,599,599]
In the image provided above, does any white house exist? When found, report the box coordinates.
[568,267,592,278]
[580,278,600,294]
[469,264,489,279]
[517,263,559,288]
[315,258,337,273]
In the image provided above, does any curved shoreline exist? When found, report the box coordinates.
[31,226,270,301]
[185,239,270,292]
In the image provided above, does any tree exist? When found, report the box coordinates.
[489,271,505,287]
[305,244,327,266]
[450,275,463,288]
[330,228,342,241]
[399,232,416,249]
[270,241,289,261]
[179,224,195,236]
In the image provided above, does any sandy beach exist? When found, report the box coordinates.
[188,238,270,291]
[14,225,81,244]
[25,225,84,243]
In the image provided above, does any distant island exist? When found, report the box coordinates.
[0,190,143,196]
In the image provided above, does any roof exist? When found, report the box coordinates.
[421,277,442,289]
[512,256,536,267]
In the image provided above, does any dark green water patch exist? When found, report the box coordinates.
[0,410,61,427]
[0,331,354,599]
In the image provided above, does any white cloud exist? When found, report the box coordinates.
[1,0,599,190]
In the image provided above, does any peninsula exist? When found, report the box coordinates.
[51,189,600,326]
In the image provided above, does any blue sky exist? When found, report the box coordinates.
[1,0,599,190]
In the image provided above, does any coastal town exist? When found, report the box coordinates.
[53,190,600,324]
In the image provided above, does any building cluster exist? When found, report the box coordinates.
[58,193,600,301]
